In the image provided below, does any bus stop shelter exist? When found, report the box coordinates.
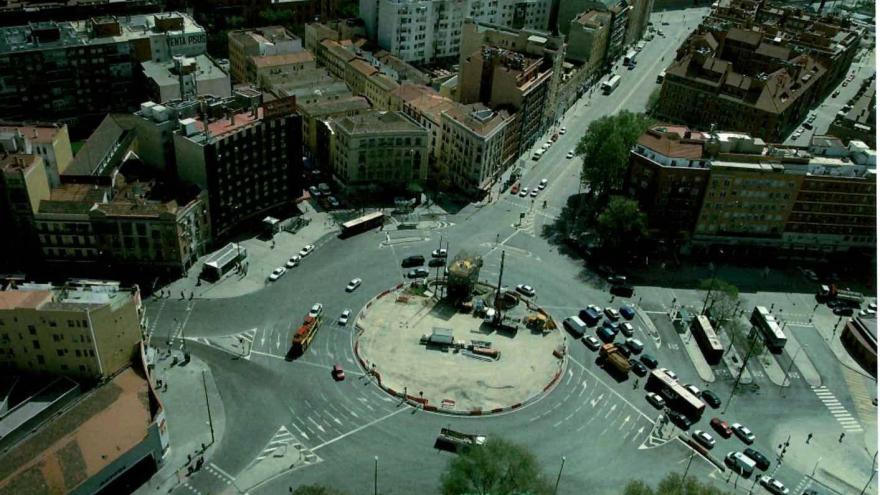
[201,243,247,282]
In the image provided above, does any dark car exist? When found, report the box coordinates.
[596,326,615,343]
[610,285,634,297]
[617,344,632,358]
[833,307,854,316]
[629,359,648,376]
[428,258,446,268]
[701,390,722,408]
[640,354,658,369]
[668,411,692,430]
[402,255,425,267]
[602,319,620,335]
[619,306,636,320]
[407,268,430,278]
[743,448,770,471]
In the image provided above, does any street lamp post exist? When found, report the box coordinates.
[860,451,879,495]
[553,456,566,495]
[374,456,378,495]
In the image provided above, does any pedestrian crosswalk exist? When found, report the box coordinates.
[812,385,863,432]
[254,425,297,462]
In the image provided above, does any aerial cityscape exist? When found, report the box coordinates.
[0,0,875,494]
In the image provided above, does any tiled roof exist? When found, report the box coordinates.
[0,290,51,310]
[638,128,705,159]
[252,50,314,68]
[0,124,63,144]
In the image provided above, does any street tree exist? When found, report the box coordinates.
[575,111,653,202]
[439,437,553,495]
[292,485,349,495]
[699,278,740,321]
[596,196,647,258]
[623,472,734,494]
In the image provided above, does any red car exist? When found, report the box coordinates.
[710,417,733,438]
[511,183,520,195]
[332,364,345,381]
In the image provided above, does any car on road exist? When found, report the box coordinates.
[338,309,352,325]
[701,390,721,408]
[268,267,286,281]
[629,359,647,376]
[582,335,601,351]
[285,255,301,268]
[692,430,715,449]
[560,127,566,134]
[539,178,549,189]
[408,268,430,278]
[620,322,634,337]
[646,392,665,409]
[684,384,700,396]
[428,258,446,267]
[710,417,733,438]
[327,196,340,208]
[833,307,854,316]
[669,411,692,430]
[842,81,848,87]
[516,284,536,297]
[604,307,620,320]
[519,188,529,197]
[640,354,658,369]
[530,189,538,198]
[744,448,770,471]
[566,150,575,159]
[402,255,425,267]
[832,90,840,98]
[432,248,448,258]
[661,368,678,381]
[731,423,755,444]
[299,244,315,257]
[617,343,632,358]
[511,183,520,195]
[308,303,323,318]
[346,278,362,292]
[758,476,789,495]
[619,305,635,320]
[596,326,615,343]
[625,338,644,355]
[309,185,321,197]
[332,364,345,381]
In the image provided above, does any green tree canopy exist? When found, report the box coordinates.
[439,437,552,495]
[624,472,734,495]
[292,484,348,495]
[596,196,647,256]
[575,111,653,201]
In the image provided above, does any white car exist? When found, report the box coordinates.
[519,187,529,197]
[515,284,536,297]
[588,304,602,314]
[604,307,620,320]
[285,255,301,268]
[299,244,315,257]
[308,186,321,197]
[308,303,323,318]
[327,196,340,208]
[684,383,701,396]
[646,392,665,409]
[541,142,551,151]
[559,127,566,134]
[338,309,352,325]
[692,430,715,449]
[268,267,286,281]
[346,278,362,292]
[432,248,448,258]
[731,423,756,444]
[530,189,538,197]
[661,368,678,381]
[566,150,575,159]
[758,476,789,495]
[538,178,548,189]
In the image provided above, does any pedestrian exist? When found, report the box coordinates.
[806,433,813,444]
[839,432,845,442]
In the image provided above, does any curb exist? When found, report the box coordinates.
[353,284,568,417]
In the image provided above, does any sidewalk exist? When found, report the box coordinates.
[134,351,226,495]
[164,202,339,300]
[716,330,753,386]
[674,322,716,384]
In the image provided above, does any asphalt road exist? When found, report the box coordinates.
[144,8,878,495]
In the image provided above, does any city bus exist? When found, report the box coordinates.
[646,369,706,420]
[340,211,385,238]
[690,315,723,364]
[602,75,621,94]
[750,306,787,353]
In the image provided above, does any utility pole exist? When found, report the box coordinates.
[374,456,379,495]
[680,450,696,493]
[202,370,215,447]
[722,327,759,414]
[553,456,566,495]
[779,345,806,396]
[701,282,714,315]
[860,451,878,495]
[494,250,506,324]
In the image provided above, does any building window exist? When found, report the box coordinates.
[37,355,45,365]
[28,325,36,335]
[32,340,40,350]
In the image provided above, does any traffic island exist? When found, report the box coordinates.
[355,282,565,415]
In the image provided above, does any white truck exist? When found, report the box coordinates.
[437,428,487,451]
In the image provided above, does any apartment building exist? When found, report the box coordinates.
[173,97,303,238]
[0,154,50,269]
[360,0,552,64]
[304,20,368,53]
[227,26,303,83]
[566,10,611,74]
[440,103,515,194]
[626,125,877,258]
[331,111,429,189]
[827,77,876,148]
[250,51,317,90]
[392,84,457,163]
[557,0,650,43]
[657,28,828,142]
[0,13,206,123]
[299,96,372,152]
[0,123,74,187]
[0,280,143,381]
[142,54,231,103]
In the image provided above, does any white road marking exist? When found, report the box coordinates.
[590,393,604,408]
[209,463,236,482]
[604,404,618,418]
[619,415,631,431]
[307,416,326,433]
[569,357,654,422]
[312,408,408,452]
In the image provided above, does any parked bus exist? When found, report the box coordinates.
[340,211,385,238]
[690,315,723,365]
[749,306,787,353]
[646,369,706,420]
[656,70,666,83]
[602,75,621,94]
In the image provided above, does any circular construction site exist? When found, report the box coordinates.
[355,256,565,415]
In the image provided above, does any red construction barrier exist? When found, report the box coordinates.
[377,290,390,299]
[366,301,372,308]
[491,408,503,414]
[386,388,398,396]
[543,371,561,392]
[469,409,482,416]
[511,403,523,410]
[408,396,428,406]
[424,405,438,412]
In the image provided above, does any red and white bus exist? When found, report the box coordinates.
[646,369,706,419]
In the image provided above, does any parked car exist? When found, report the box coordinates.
[560,127,566,134]
[701,390,721,408]
[566,150,575,159]
[661,368,678,381]
[516,284,536,297]
[726,451,756,478]
[582,335,601,351]
[268,267,286,281]
[646,392,665,409]
[669,411,692,430]
[620,322,635,337]
[285,255,301,268]
[684,384,701,396]
[610,284,634,297]
[619,305,636,320]
[327,196,340,208]
[617,343,632,358]
[744,448,770,471]
[338,309,352,325]
[309,186,321,197]
[692,430,716,450]
[539,178,548,189]
[308,303,323,318]
[530,189,539,197]
[299,244,315,257]
[346,278,362,292]
[710,417,733,438]
[608,275,627,285]
[758,476,789,495]
[625,338,644,355]
[629,359,647,376]
[408,268,430,278]
[428,258,446,267]
[332,364,345,381]
[432,248,448,258]
[604,307,620,320]
[833,307,854,316]
[731,423,756,444]
[519,188,529,197]
[640,354,658,369]
[402,255,425,267]
[596,326,615,343]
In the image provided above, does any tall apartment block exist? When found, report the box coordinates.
[0,280,144,381]
[0,13,206,124]
[0,122,74,187]
[359,0,552,64]
[228,26,304,83]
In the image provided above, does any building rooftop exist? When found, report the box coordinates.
[443,103,511,137]
[141,54,228,89]
[184,107,264,143]
[349,58,378,78]
[298,96,371,116]
[0,153,40,174]
[0,123,65,145]
[252,50,314,69]
[336,111,424,135]
[0,366,156,495]
[394,84,457,125]
[637,127,705,160]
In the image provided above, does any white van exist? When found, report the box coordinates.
[725,451,756,478]
[563,316,588,338]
